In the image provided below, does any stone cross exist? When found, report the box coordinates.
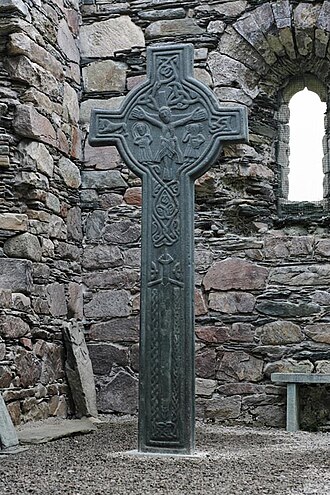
[89,44,248,455]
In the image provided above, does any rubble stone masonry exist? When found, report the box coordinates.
[1,0,330,429]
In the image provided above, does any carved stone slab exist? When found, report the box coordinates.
[89,44,248,454]
[63,320,98,418]
[0,392,19,451]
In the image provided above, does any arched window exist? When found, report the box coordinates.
[288,88,326,202]
[277,75,328,215]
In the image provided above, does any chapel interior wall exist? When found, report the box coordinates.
[0,0,82,425]
[80,0,330,429]
[1,0,330,430]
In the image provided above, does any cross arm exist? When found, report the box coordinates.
[89,108,128,147]
[211,106,248,144]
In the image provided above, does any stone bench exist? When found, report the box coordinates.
[271,373,330,432]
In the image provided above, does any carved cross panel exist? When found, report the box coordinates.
[89,44,248,455]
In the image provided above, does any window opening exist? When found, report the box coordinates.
[288,88,326,202]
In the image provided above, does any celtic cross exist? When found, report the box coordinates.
[89,44,248,455]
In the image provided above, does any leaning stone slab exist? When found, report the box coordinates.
[63,321,98,418]
[0,393,20,453]
[17,419,96,445]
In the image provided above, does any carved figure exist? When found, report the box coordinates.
[132,122,153,163]
[182,123,206,160]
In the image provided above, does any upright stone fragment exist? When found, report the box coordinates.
[89,44,248,455]
[63,321,98,419]
[0,393,20,452]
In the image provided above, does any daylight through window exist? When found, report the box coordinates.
[288,88,326,202]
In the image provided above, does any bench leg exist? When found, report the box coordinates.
[286,383,299,432]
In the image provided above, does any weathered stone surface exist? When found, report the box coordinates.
[57,19,80,63]
[208,52,259,98]
[304,324,330,344]
[124,187,142,206]
[205,395,241,421]
[312,290,330,305]
[67,207,83,242]
[270,265,330,286]
[63,82,80,124]
[18,419,96,445]
[195,289,207,316]
[138,8,185,21]
[83,268,139,290]
[82,245,123,270]
[104,221,140,244]
[89,316,139,343]
[81,170,127,190]
[6,56,59,98]
[0,0,28,16]
[6,402,21,427]
[58,157,81,189]
[204,258,268,291]
[63,321,98,418]
[217,352,263,382]
[80,17,145,58]
[67,282,83,320]
[83,60,127,93]
[193,68,212,87]
[209,291,255,313]
[234,8,277,65]
[146,19,204,38]
[196,325,230,344]
[0,289,11,309]
[0,315,29,339]
[0,213,28,232]
[18,140,54,177]
[87,344,128,375]
[48,215,67,240]
[14,105,56,147]
[196,348,216,379]
[85,210,106,241]
[8,33,63,80]
[257,320,303,345]
[0,259,32,293]
[84,142,122,170]
[15,348,41,388]
[264,235,313,259]
[0,366,12,388]
[264,359,314,377]
[40,344,64,386]
[80,97,124,124]
[294,3,321,56]
[4,233,42,262]
[196,378,217,397]
[84,290,131,319]
[0,344,6,361]
[46,283,67,317]
[315,239,330,257]
[196,1,247,18]
[256,300,320,318]
[97,370,138,414]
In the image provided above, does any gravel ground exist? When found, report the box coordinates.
[0,417,329,495]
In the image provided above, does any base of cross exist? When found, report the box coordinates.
[125,450,208,459]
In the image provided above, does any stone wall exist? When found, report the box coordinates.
[1,0,330,429]
[81,0,330,428]
[0,0,82,424]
